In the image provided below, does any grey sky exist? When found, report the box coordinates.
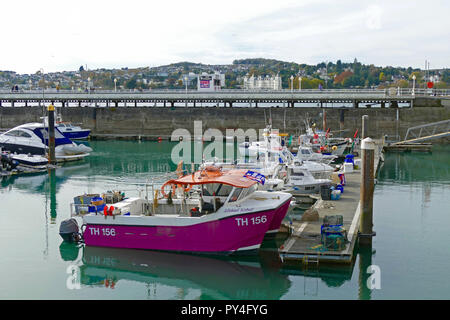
[0,0,448,73]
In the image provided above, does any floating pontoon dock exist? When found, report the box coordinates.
[279,140,383,265]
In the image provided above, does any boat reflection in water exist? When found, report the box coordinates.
[60,244,292,300]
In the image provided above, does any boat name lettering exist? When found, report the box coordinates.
[89,227,116,237]
[235,215,267,227]
[224,207,254,213]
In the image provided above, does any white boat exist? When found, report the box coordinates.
[0,123,92,162]
[283,164,331,195]
[238,125,285,157]
[10,153,48,168]
[56,122,91,140]
[295,146,337,164]
[275,147,336,180]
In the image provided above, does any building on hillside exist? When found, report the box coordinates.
[243,74,282,90]
[197,72,226,91]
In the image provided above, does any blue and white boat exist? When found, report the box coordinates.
[42,111,91,140]
[0,123,92,162]
[56,122,91,140]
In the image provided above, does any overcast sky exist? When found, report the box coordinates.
[0,0,448,74]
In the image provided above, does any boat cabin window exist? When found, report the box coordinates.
[202,183,232,197]
[4,130,31,138]
[301,149,311,155]
[228,188,243,202]
[237,184,257,201]
[291,169,305,176]
[18,131,32,138]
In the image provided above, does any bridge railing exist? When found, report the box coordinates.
[1,87,448,96]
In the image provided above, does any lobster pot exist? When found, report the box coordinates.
[322,233,347,251]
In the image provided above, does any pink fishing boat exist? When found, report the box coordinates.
[62,166,292,255]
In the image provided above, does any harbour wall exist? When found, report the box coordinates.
[1,105,449,141]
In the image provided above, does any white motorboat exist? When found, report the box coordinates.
[295,146,337,164]
[238,125,285,157]
[0,123,92,162]
[283,164,331,195]
[10,153,48,168]
[278,147,336,180]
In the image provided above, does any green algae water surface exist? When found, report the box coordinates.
[0,141,449,299]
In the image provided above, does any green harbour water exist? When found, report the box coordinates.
[0,140,449,300]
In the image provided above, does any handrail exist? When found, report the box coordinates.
[403,119,450,141]
[1,88,448,95]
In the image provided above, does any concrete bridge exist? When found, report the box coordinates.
[1,88,448,108]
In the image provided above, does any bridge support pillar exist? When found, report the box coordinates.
[381,102,385,108]
[353,100,358,108]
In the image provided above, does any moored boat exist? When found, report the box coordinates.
[62,166,292,254]
[0,123,92,162]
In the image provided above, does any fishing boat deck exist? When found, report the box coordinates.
[279,140,383,265]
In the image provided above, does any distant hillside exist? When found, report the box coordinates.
[0,58,448,90]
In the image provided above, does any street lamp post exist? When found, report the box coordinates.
[87,77,91,94]
[290,75,294,92]
[412,74,416,96]
[114,78,117,92]
[299,77,302,91]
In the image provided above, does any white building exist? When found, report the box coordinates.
[243,74,282,90]
[197,72,226,91]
